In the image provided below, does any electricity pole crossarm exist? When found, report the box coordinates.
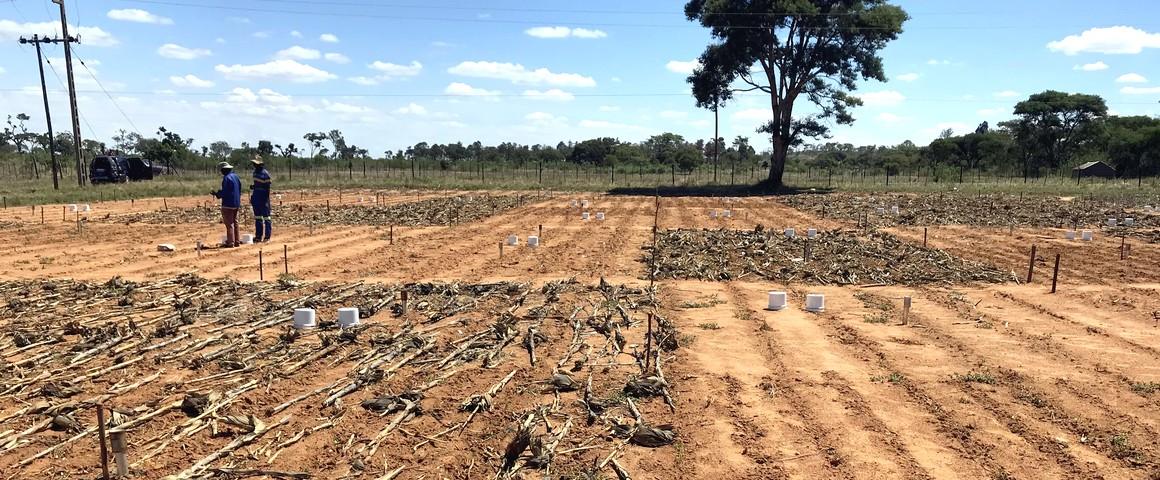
[51,0,86,186]
[18,34,77,191]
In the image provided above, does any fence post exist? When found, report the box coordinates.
[1050,254,1061,293]
[1026,245,1037,283]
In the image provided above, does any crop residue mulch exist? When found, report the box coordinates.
[645,226,1013,285]
[0,274,681,478]
[103,194,546,227]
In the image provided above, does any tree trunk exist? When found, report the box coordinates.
[768,135,788,187]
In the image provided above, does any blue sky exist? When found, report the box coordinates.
[1,0,1158,154]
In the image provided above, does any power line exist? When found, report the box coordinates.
[72,48,143,136]
[43,57,101,142]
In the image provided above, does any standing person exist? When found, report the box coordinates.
[250,156,273,242]
[211,161,242,247]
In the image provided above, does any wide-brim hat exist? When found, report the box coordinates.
[218,161,234,170]
[250,157,264,166]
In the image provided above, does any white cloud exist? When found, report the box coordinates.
[1048,26,1160,55]
[324,53,350,64]
[320,33,339,43]
[257,88,292,104]
[924,122,969,137]
[599,105,620,112]
[665,60,700,74]
[215,59,337,83]
[1121,86,1160,95]
[0,66,5,75]
[611,76,622,83]
[158,43,212,60]
[369,60,423,78]
[432,41,453,48]
[526,112,567,127]
[290,30,302,38]
[349,76,380,86]
[107,9,173,25]
[659,110,688,119]
[252,32,271,39]
[993,90,1020,98]
[926,59,951,65]
[323,100,371,114]
[524,26,607,39]
[876,112,904,123]
[169,74,215,88]
[200,87,318,117]
[579,119,643,130]
[976,108,1005,117]
[1073,61,1109,71]
[0,20,118,47]
[1116,73,1147,83]
[393,103,428,115]
[226,88,258,103]
[441,121,467,128]
[445,82,500,98]
[215,37,226,44]
[856,90,905,107]
[523,89,575,101]
[275,46,321,60]
[896,73,919,82]
[448,61,596,87]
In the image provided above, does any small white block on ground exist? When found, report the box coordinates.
[582,212,590,220]
[1107,218,1117,227]
[804,294,825,312]
[81,204,91,213]
[1124,218,1134,226]
[876,208,886,215]
[157,244,176,252]
[891,206,899,215]
[338,307,360,329]
[527,235,540,247]
[723,210,732,218]
[241,234,255,244]
[1081,230,1093,241]
[785,228,796,239]
[68,204,78,213]
[767,291,787,311]
[506,235,519,246]
[293,308,317,329]
[709,210,717,219]
[596,212,605,221]
[1064,230,1076,240]
[807,228,817,239]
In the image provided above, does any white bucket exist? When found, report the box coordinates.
[506,235,519,246]
[784,228,796,239]
[582,212,590,220]
[527,235,540,247]
[81,204,91,213]
[807,228,817,239]
[276,194,283,201]
[581,200,590,208]
[1124,218,1134,226]
[338,307,360,329]
[596,212,605,221]
[241,234,254,244]
[1107,218,1117,227]
[723,210,732,218]
[1145,205,1154,212]
[358,196,364,203]
[68,204,78,213]
[1081,230,1093,241]
[709,210,717,219]
[293,308,317,329]
[767,291,787,311]
[570,200,578,208]
[876,208,885,215]
[891,206,899,215]
[804,294,825,312]
[1064,230,1076,240]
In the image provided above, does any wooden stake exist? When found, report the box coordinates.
[259,250,264,281]
[196,241,202,258]
[163,198,167,211]
[923,227,928,248]
[109,430,128,478]
[389,225,394,244]
[96,405,111,480]
[1050,253,1061,294]
[644,313,654,373]
[40,207,44,225]
[1120,236,1126,260]
[1026,245,1037,283]
[499,241,504,258]
[400,290,409,314]
[62,205,66,222]
[902,297,912,325]
[283,245,289,275]
[538,224,543,244]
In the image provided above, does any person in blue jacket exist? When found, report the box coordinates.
[250,157,273,242]
[211,161,242,247]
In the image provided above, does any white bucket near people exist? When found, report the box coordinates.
[68,204,78,213]
[582,212,590,221]
[293,308,317,329]
[506,235,519,246]
[527,235,540,247]
[709,210,717,219]
[767,291,787,311]
[596,212,605,221]
[1124,218,1135,226]
[723,210,732,218]
[1107,218,1117,227]
[338,307,360,329]
[221,234,230,245]
[785,228,796,239]
[1064,230,1076,240]
[81,204,91,213]
[570,200,578,208]
[1081,230,1093,241]
[241,234,255,244]
[807,228,818,239]
[804,294,826,312]
[1145,205,1154,213]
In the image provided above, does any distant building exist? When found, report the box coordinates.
[1072,161,1116,179]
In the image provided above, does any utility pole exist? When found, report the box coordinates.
[713,101,719,184]
[19,34,69,190]
[52,0,85,186]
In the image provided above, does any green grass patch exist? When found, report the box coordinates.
[697,322,721,330]
[1130,382,1159,396]
[871,372,906,384]
[957,372,996,384]
[680,294,725,309]
[863,313,890,324]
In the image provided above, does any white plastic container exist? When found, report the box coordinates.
[338,307,360,329]
[581,212,590,220]
[1124,218,1135,226]
[767,291,787,311]
[241,234,254,244]
[709,210,717,219]
[723,210,732,218]
[581,200,590,208]
[506,235,519,246]
[807,228,818,239]
[1107,218,1117,227]
[81,204,91,213]
[1081,230,1093,241]
[1064,230,1076,240]
[570,200,578,208]
[1145,205,1154,213]
[68,204,78,213]
[891,206,899,216]
[804,294,825,312]
[527,235,540,247]
[596,212,605,221]
[785,228,796,239]
[876,207,886,215]
[293,308,317,329]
